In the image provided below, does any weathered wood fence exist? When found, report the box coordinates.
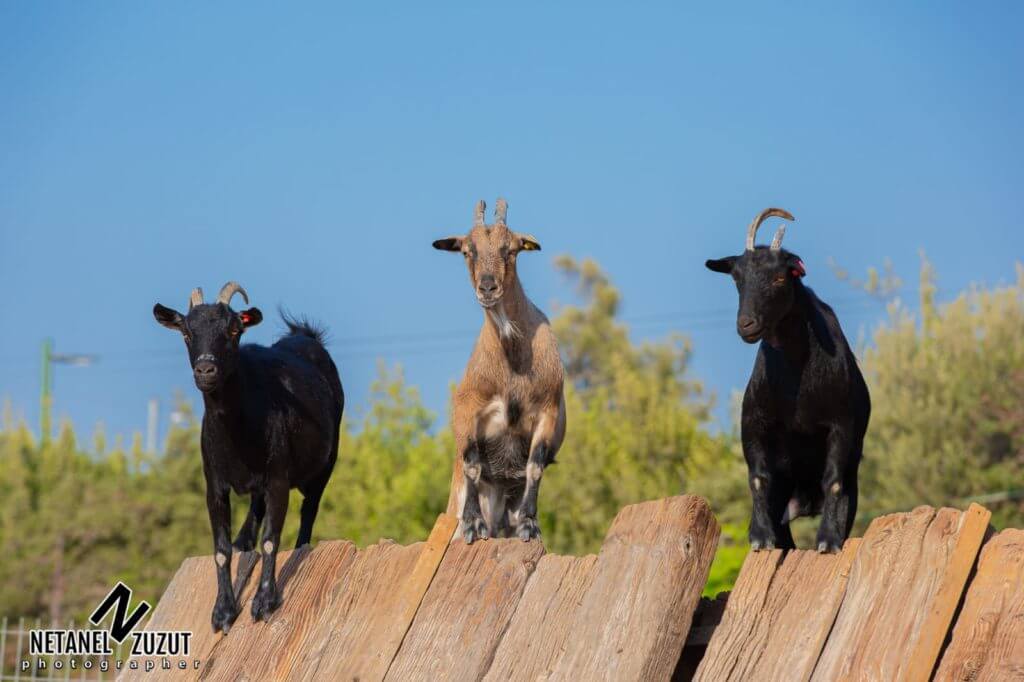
[109,497,1024,681]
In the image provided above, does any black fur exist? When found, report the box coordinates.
[153,297,343,631]
[706,246,870,553]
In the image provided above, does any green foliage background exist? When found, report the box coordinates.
[1,258,1022,622]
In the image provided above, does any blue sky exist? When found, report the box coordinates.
[1,2,1021,445]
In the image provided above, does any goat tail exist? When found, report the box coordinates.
[278,307,329,346]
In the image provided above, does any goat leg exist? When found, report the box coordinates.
[512,443,547,542]
[206,485,239,633]
[460,444,489,544]
[296,466,332,548]
[742,431,779,551]
[232,492,265,552]
[252,478,288,621]
[817,423,854,553]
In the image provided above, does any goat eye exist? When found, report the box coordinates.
[774,275,787,285]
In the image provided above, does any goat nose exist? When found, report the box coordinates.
[738,315,758,331]
[194,361,218,377]
[478,276,498,294]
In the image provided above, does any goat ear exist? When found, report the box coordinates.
[239,307,263,328]
[516,233,541,252]
[432,236,464,252]
[705,256,737,274]
[153,304,184,331]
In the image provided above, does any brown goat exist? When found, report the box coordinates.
[434,198,567,543]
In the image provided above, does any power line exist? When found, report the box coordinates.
[0,298,892,372]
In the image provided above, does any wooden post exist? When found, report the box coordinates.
[903,503,991,681]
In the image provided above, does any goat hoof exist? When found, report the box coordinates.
[816,528,845,554]
[463,517,489,544]
[516,517,541,542]
[211,598,239,633]
[251,587,281,622]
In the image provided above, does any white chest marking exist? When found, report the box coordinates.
[488,305,520,339]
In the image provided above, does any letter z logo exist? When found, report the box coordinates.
[89,581,152,644]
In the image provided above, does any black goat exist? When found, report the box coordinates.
[705,209,870,553]
[153,282,343,631]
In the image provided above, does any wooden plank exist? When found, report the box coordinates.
[291,514,458,681]
[446,456,463,517]
[117,550,259,682]
[811,506,987,681]
[384,538,544,682]
[904,503,991,681]
[712,539,861,682]
[390,513,460,648]
[692,549,784,681]
[754,539,860,682]
[934,528,1024,681]
[284,541,422,680]
[483,554,598,681]
[198,541,357,681]
[547,495,720,681]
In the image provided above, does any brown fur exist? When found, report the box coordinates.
[434,199,566,542]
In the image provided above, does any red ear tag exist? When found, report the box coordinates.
[240,313,251,325]
[791,260,806,278]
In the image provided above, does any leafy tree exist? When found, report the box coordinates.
[860,259,1024,528]
[544,257,747,591]
[314,365,451,546]
[6,256,1019,619]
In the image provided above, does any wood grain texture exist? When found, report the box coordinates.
[934,528,1024,681]
[716,540,861,682]
[285,541,423,681]
[199,542,357,681]
[751,539,860,682]
[118,550,259,682]
[811,506,983,681]
[693,549,784,681]
[291,515,457,681]
[483,554,598,681]
[393,514,460,638]
[384,538,545,682]
[904,503,991,681]
[446,456,463,517]
[548,495,720,682]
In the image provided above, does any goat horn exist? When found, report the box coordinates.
[474,200,486,227]
[494,198,508,225]
[189,287,204,309]
[216,281,249,306]
[770,224,786,251]
[746,208,795,251]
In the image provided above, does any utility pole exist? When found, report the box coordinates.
[147,398,159,454]
[39,338,98,445]
[40,338,53,446]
